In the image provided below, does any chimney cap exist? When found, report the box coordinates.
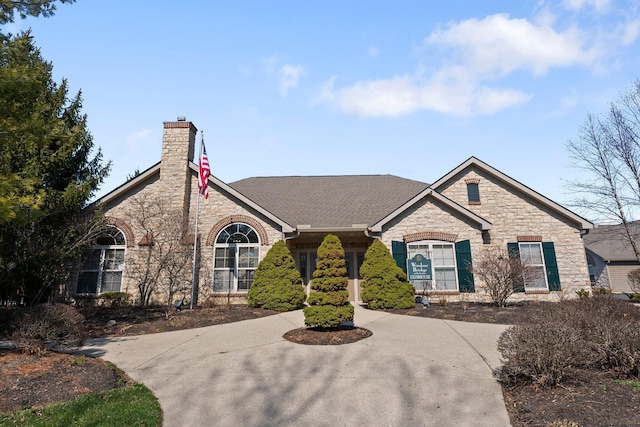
[177,116,186,121]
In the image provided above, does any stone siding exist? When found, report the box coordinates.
[89,121,282,305]
[433,165,591,300]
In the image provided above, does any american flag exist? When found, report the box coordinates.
[198,142,210,199]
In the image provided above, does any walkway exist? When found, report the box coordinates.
[81,304,511,427]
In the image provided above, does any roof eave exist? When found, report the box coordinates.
[369,188,493,233]
[87,162,161,210]
[188,162,295,233]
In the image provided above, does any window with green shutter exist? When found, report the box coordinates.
[507,241,561,292]
[391,240,407,273]
[455,240,475,292]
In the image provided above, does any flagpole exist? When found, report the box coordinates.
[190,131,204,310]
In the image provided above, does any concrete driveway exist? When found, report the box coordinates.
[81,304,511,427]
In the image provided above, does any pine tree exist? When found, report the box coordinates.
[303,234,354,328]
[0,31,109,304]
[360,240,415,309]
[247,240,305,311]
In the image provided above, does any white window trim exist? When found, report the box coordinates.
[213,223,260,293]
[406,240,459,292]
[518,242,549,291]
[76,229,126,295]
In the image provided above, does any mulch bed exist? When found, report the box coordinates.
[0,350,131,414]
[283,326,372,345]
[80,305,280,338]
[503,368,640,426]
[382,300,546,325]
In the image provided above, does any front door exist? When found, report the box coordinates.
[345,251,365,301]
[297,251,317,297]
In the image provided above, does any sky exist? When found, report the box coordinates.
[5,0,640,221]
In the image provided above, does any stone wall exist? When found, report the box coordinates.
[433,165,591,300]
[91,120,282,306]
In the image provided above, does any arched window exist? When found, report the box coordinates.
[76,226,126,295]
[213,223,260,292]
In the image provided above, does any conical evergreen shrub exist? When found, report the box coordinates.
[360,240,415,309]
[247,240,305,311]
[303,234,354,328]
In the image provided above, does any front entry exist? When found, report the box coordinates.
[296,249,366,301]
[345,251,365,301]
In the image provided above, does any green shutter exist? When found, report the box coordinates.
[455,240,475,292]
[542,242,561,291]
[392,241,407,273]
[507,243,525,293]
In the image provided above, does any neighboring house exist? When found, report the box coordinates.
[584,223,640,293]
[70,117,594,304]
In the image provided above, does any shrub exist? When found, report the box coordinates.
[247,240,305,311]
[99,292,132,307]
[628,268,640,294]
[498,295,640,386]
[575,289,590,298]
[470,246,538,307]
[10,303,86,354]
[360,240,415,309]
[303,234,354,328]
[498,323,589,387]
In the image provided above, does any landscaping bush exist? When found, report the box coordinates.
[628,268,640,294]
[360,240,415,309]
[303,234,354,328]
[10,303,86,354]
[498,295,640,386]
[498,323,589,387]
[99,292,132,307]
[247,240,305,311]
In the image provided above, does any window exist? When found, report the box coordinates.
[518,242,548,290]
[213,223,260,292]
[586,254,596,285]
[467,182,480,204]
[406,241,458,291]
[76,227,126,294]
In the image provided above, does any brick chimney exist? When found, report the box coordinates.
[160,116,198,217]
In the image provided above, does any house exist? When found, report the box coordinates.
[584,223,640,293]
[72,117,594,305]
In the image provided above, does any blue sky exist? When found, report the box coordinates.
[6,0,640,219]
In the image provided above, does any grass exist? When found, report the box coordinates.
[0,384,162,427]
[617,379,640,390]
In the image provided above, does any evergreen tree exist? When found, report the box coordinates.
[0,30,109,304]
[360,240,415,309]
[303,234,354,328]
[247,240,305,311]
[0,0,75,26]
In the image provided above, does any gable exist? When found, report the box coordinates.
[432,157,592,231]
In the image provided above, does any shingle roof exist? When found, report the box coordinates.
[584,222,640,262]
[228,175,430,229]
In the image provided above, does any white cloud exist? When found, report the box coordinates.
[425,14,600,77]
[279,64,305,96]
[316,10,637,118]
[316,74,531,118]
[553,95,578,115]
[563,0,612,12]
[621,19,640,45]
[367,46,380,59]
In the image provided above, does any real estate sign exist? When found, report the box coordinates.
[407,253,432,281]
